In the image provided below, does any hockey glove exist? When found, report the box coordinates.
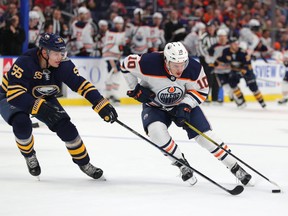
[31,98,70,130]
[127,84,155,103]
[93,98,118,123]
[172,103,192,127]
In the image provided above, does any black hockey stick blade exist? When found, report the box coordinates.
[228,185,244,195]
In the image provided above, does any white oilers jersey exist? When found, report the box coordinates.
[121,53,209,108]
[125,23,152,54]
[102,30,126,60]
[71,20,94,53]
[149,26,165,49]
[29,29,40,45]
[239,27,260,51]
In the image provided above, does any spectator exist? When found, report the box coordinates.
[164,9,187,43]
[1,14,25,55]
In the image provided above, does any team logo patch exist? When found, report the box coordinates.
[32,85,60,98]
[157,86,183,105]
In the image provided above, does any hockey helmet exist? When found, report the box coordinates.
[113,16,124,24]
[29,11,40,20]
[98,19,108,26]
[39,33,66,53]
[133,8,144,16]
[78,6,89,15]
[248,19,261,31]
[217,29,227,36]
[153,12,163,19]
[164,42,189,70]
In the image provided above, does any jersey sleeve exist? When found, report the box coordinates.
[6,58,39,113]
[182,66,209,108]
[57,60,104,105]
[120,54,142,89]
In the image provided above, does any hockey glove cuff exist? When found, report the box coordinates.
[31,98,70,131]
[93,98,118,123]
[172,103,192,127]
[127,84,155,103]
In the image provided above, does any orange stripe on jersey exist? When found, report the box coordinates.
[188,89,206,101]
[164,140,175,152]
[214,145,228,158]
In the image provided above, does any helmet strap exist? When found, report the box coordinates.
[40,48,50,68]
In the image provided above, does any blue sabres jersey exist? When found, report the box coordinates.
[1,48,103,113]
[217,47,253,73]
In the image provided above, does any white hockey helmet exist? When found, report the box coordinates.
[98,19,108,26]
[164,42,189,67]
[113,16,124,24]
[217,29,227,36]
[78,6,89,14]
[153,12,163,19]
[248,19,260,27]
[29,11,40,20]
[133,8,144,16]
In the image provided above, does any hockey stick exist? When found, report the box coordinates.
[115,119,244,195]
[151,100,281,190]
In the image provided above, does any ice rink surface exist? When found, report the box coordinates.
[0,101,287,216]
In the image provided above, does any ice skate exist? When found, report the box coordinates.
[25,153,41,178]
[260,101,266,108]
[231,163,252,186]
[278,98,288,105]
[79,162,106,180]
[173,157,197,186]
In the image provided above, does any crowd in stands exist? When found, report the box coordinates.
[0,0,287,58]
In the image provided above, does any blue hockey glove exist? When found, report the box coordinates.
[127,84,155,103]
[172,103,192,127]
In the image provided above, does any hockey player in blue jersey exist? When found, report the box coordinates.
[0,33,118,179]
[121,42,252,186]
[217,37,266,108]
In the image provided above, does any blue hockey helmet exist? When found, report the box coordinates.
[39,33,66,53]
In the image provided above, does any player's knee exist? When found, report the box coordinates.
[11,113,32,139]
[195,130,223,151]
[55,119,79,142]
[147,121,170,146]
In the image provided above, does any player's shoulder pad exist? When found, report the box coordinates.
[181,56,202,80]
[139,52,166,76]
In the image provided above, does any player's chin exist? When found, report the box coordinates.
[52,62,61,67]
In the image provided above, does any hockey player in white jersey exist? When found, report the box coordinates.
[278,51,288,104]
[102,16,126,103]
[70,6,94,56]
[149,12,165,52]
[239,19,269,58]
[125,8,152,55]
[120,42,252,186]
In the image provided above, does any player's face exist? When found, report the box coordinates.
[230,42,239,52]
[48,50,66,67]
[168,61,187,77]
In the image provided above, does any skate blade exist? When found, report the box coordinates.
[35,175,40,181]
[186,176,197,186]
[98,175,107,181]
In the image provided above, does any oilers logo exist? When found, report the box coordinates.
[32,85,60,98]
[158,86,183,105]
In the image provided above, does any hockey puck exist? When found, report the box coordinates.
[32,122,40,128]
[272,189,281,193]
